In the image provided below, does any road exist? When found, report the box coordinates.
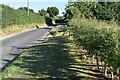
[0,26,55,72]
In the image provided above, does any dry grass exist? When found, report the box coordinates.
[0,23,47,39]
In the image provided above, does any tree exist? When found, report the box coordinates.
[38,9,47,16]
[18,7,34,13]
[47,7,59,18]
[65,2,119,21]
[65,6,80,19]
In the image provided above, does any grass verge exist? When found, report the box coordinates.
[0,23,47,39]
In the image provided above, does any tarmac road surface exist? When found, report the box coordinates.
[0,26,55,72]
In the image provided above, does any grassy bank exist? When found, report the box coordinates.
[1,26,109,80]
[0,23,47,39]
[1,4,45,28]
[0,4,48,39]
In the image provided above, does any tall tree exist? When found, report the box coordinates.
[38,9,47,16]
[65,2,119,20]
[47,7,59,18]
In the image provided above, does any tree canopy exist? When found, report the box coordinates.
[18,7,34,13]
[47,7,59,18]
[38,9,47,16]
[64,2,120,21]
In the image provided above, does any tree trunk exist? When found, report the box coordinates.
[111,71,114,80]
[117,68,120,80]
[69,31,70,36]
[105,67,108,77]
[96,55,99,71]
[104,62,107,76]
[62,32,66,36]
[84,53,88,60]
[92,55,95,64]
[99,61,102,70]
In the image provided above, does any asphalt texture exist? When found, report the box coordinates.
[0,26,55,72]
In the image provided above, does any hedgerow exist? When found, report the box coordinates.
[63,2,120,79]
[67,17,119,79]
[1,4,45,28]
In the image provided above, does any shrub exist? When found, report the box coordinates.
[45,16,53,26]
[68,17,119,77]
[50,30,57,37]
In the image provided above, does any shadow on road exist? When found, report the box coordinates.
[1,23,111,79]
[1,24,59,72]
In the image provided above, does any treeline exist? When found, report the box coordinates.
[38,7,59,25]
[64,2,120,21]
[63,2,120,80]
[1,4,45,28]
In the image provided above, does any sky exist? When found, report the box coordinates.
[1,1,68,16]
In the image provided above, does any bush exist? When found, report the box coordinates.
[45,16,53,26]
[50,30,57,37]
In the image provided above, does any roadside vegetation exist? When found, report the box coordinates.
[1,5,45,28]
[63,2,120,80]
[0,4,46,38]
[1,23,46,39]
[1,1,120,80]
[1,26,111,80]
[66,17,119,79]
[0,4,60,38]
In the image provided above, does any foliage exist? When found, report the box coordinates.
[50,30,57,37]
[1,4,15,27]
[45,16,53,26]
[2,31,102,79]
[1,4,45,28]
[59,25,67,32]
[18,7,34,13]
[47,7,59,18]
[65,2,120,21]
[63,2,120,79]
[64,6,80,20]
[67,17,119,78]
[38,9,47,16]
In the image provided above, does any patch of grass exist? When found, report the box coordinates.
[49,25,64,37]
[1,27,107,80]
